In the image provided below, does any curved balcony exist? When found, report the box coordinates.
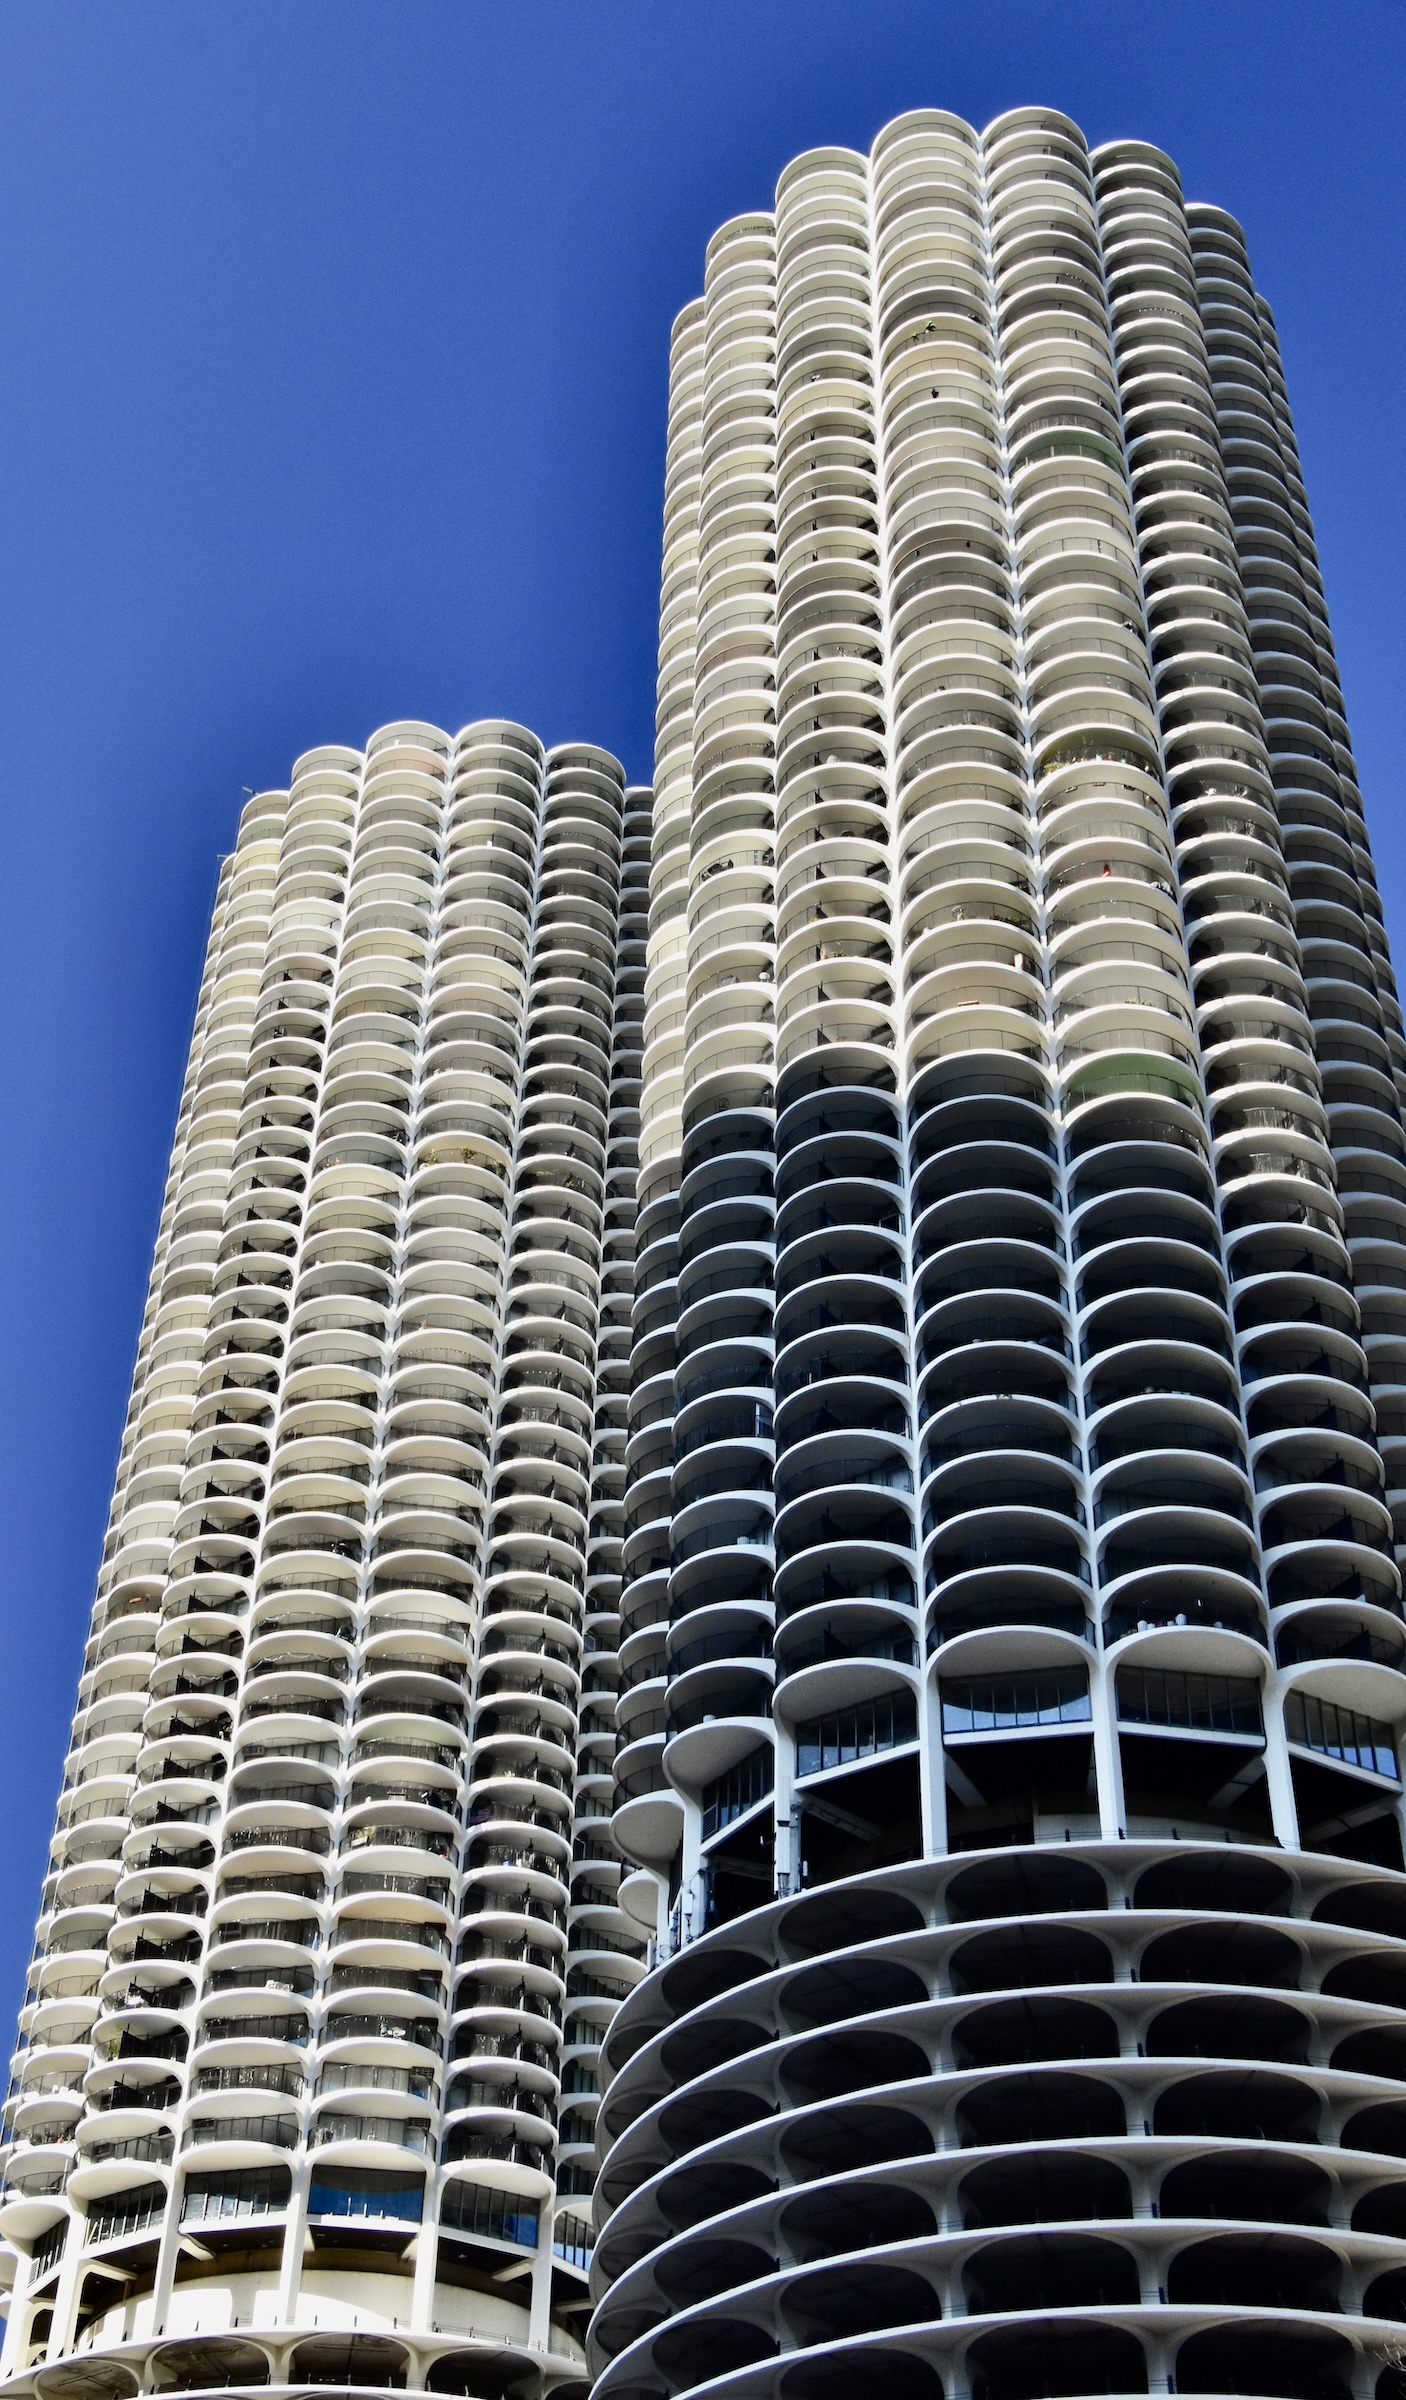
[591,1835,1406,2400]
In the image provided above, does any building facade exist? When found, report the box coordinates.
[594,106,1406,2400]
[5,92,1406,2400]
[0,724,650,2399]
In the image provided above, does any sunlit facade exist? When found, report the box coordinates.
[594,106,1406,2400]
[0,724,650,2400]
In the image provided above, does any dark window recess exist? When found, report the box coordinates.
[1286,1690,1398,1780]
[439,2178,538,2249]
[86,2186,167,2245]
[1116,1667,1263,1738]
[553,2211,592,2270]
[181,2165,292,2226]
[30,2220,67,2279]
[307,2169,423,2224]
[702,1743,775,1840]
[944,1671,1090,1736]
[797,1692,918,1778]
[706,1806,776,1931]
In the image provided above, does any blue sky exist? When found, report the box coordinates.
[0,0,1401,2021]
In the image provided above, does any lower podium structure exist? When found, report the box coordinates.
[589,1842,1406,2400]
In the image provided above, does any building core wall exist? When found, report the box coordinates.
[596,105,1406,2400]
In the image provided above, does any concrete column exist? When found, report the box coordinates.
[43,2220,85,2363]
[527,2205,554,2352]
[1261,1684,1302,1851]
[920,1671,949,1857]
[150,2174,187,2334]
[275,2148,312,2326]
[410,2177,440,2335]
[0,2281,29,2379]
[0,2235,62,2379]
[1142,2322,1176,2395]
[679,1801,704,1943]
[1090,1659,1127,1840]
[647,1866,669,1962]
[772,1736,798,1900]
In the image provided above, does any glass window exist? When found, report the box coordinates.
[942,1670,1090,1735]
[1116,1667,1262,1737]
[796,1691,918,1778]
[1285,1689,1398,1780]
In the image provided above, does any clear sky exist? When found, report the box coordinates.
[0,0,1401,2024]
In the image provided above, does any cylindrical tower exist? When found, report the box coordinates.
[0,724,651,2400]
[597,108,1406,2400]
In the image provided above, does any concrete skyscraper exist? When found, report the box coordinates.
[594,105,1406,2400]
[4,88,1406,2400]
[0,725,649,2397]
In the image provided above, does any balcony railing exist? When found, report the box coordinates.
[313,2113,431,2153]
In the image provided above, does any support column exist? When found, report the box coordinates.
[150,2176,186,2336]
[275,2149,312,2327]
[773,1746,798,1899]
[527,2206,554,2352]
[409,2178,439,2335]
[1090,1661,1127,1840]
[43,2222,84,2363]
[1261,1685,1302,1850]
[679,1802,704,1944]
[921,1673,949,1858]
[0,2238,58,2379]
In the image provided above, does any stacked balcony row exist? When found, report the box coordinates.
[4,725,651,2390]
